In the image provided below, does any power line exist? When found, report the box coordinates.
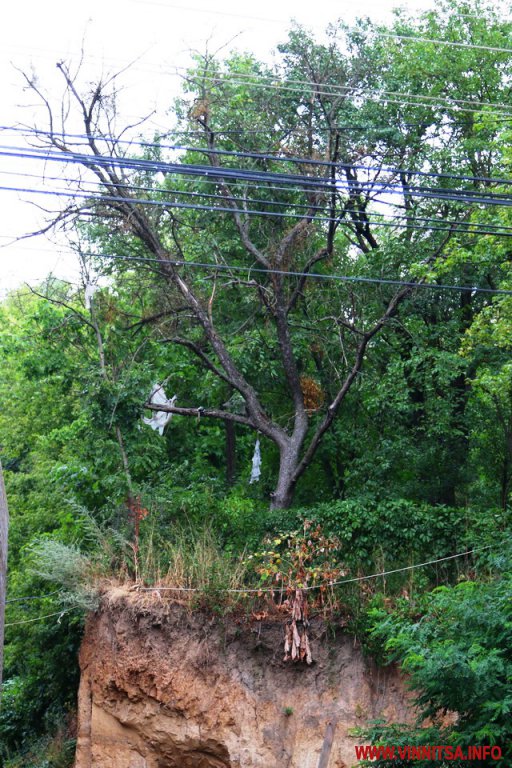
[5,145,512,209]
[6,590,62,604]
[5,15,512,119]
[4,170,512,239]
[17,55,512,114]
[135,543,494,594]
[0,124,291,139]
[126,0,512,59]
[6,125,512,188]
[5,167,512,236]
[4,140,512,206]
[397,6,511,23]
[0,167,335,216]
[181,68,512,113]
[2,239,506,296]
[2,162,511,222]
[379,30,512,54]
[57,251,512,296]
[176,69,512,118]
[2,545,497,621]
[6,180,512,234]
[0,167,506,240]
[5,157,512,240]
[4,607,77,628]
[127,0,510,26]
[8,54,512,120]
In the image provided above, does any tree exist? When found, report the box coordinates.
[17,0,512,508]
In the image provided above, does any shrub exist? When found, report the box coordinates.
[361,546,512,767]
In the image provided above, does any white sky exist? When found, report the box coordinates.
[0,0,431,297]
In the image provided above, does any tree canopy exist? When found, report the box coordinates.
[2,0,512,764]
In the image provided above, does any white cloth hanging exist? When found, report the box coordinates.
[142,384,177,436]
[250,438,261,483]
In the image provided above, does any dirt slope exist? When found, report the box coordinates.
[75,589,415,768]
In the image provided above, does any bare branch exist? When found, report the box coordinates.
[24,284,95,331]
[145,401,254,427]
[160,336,235,387]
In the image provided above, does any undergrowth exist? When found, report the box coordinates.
[28,499,505,638]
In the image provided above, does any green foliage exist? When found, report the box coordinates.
[249,522,343,589]
[2,1,512,762]
[363,548,512,766]
[1,729,76,768]
[272,497,499,572]
[0,609,82,765]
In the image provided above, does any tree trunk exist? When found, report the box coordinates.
[270,439,303,510]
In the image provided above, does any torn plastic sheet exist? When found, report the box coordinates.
[84,282,98,310]
[143,384,177,436]
[250,438,261,483]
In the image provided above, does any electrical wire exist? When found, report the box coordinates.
[135,543,494,594]
[5,140,512,206]
[6,125,512,189]
[4,11,512,118]
[7,53,512,119]
[379,30,512,54]
[4,172,512,240]
[171,70,512,119]
[6,144,512,210]
[7,181,512,234]
[179,68,512,113]
[4,607,77,627]
[2,544,497,623]
[2,236,507,297]
[11,54,512,114]
[6,590,62,604]
[126,0,510,26]
[5,156,512,241]
[126,0,512,59]
[45,251,512,296]
[3,150,512,294]
[5,166,512,236]
[3,165,511,239]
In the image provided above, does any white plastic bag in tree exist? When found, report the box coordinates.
[84,282,98,310]
[143,384,177,436]
[250,438,261,483]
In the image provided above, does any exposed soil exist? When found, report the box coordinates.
[75,588,416,768]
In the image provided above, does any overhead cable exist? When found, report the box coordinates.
[6,590,62,604]
[5,145,512,208]
[5,166,512,235]
[126,0,512,58]
[378,30,512,54]
[176,70,512,118]
[56,251,512,296]
[4,607,77,627]
[7,181,512,233]
[135,544,494,594]
[5,125,512,187]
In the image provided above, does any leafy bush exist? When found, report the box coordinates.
[272,497,501,577]
[361,548,512,766]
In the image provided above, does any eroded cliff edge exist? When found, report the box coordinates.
[75,589,415,768]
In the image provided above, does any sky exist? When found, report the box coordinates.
[0,0,431,297]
